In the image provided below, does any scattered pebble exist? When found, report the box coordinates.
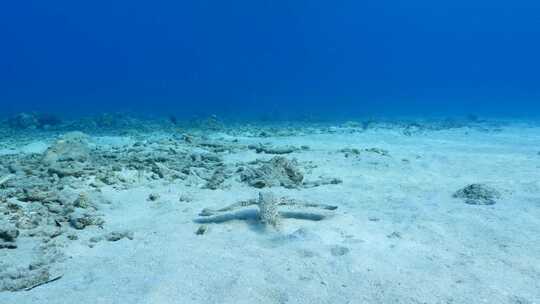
[148,193,161,202]
[0,243,17,249]
[0,224,19,242]
[387,231,402,239]
[195,225,208,235]
[89,231,134,243]
[106,231,134,242]
[179,194,193,203]
[330,245,350,257]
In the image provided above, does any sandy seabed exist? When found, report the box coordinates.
[0,119,539,304]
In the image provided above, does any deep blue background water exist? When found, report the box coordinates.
[1,1,539,120]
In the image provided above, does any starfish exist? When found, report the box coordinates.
[199,192,337,227]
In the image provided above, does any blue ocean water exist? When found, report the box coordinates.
[1,1,539,120]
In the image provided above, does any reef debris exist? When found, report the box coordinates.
[0,175,13,187]
[7,112,62,130]
[239,156,304,189]
[248,143,302,155]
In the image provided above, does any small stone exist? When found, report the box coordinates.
[105,231,134,241]
[179,194,193,203]
[387,231,402,239]
[339,148,361,155]
[330,245,350,257]
[195,225,208,235]
[148,193,160,202]
[28,261,47,271]
[297,249,316,258]
[0,242,17,249]
[364,148,390,156]
[0,225,19,242]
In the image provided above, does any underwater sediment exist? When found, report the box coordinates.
[0,114,539,303]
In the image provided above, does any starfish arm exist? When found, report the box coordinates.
[199,199,258,216]
[279,199,338,211]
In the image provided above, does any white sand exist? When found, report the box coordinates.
[1,125,539,303]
